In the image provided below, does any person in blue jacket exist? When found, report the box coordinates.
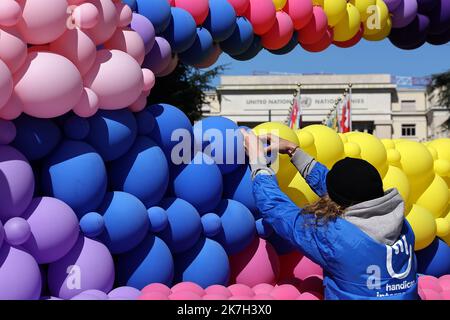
[241,129,418,300]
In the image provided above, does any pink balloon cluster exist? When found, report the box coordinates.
[0,0,156,120]
[418,275,450,300]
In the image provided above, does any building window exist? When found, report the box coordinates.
[401,100,416,111]
[401,124,416,137]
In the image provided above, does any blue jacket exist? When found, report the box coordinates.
[253,162,418,300]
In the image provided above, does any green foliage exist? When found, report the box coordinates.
[427,70,450,128]
[147,63,225,123]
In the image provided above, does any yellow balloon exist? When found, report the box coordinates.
[383,165,410,204]
[333,3,362,42]
[428,138,450,162]
[406,205,437,250]
[344,142,361,158]
[434,159,450,177]
[363,0,389,35]
[350,0,376,21]
[301,125,345,169]
[363,17,391,41]
[436,217,450,237]
[427,145,438,160]
[416,174,449,218]
[338,133,348,143]
[296,130,315,150]
[280,172,320,207]
[345,132,389,178]
[387,149,401,165]
[323,0,348,26]
[272,0,287,10]
[381,138,396,150]
[313,0,324,6]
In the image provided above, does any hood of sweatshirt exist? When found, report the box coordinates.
[342,188,405,246]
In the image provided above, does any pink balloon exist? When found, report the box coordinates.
[138,292,169,300]
[203,294,228,300]
[229,237,280,287]
[228,284,255,297]
[228,0,250,16]
[228,295,253,300]
[284,0,313,30]
[261,11,294,50]
[270,284,300,300]
[16,0,68,45]
[72,3,100,29]
[83,49,144,110]
[419,289,443,300]
[0,92,23,120]
[441,290,450,300]
[115,1,133,27]
[174,0,209,25]
[0,0,22,27]
[297,292,320,300]
[104,28,145,65]
[293,255,323,280]
[193,44,222,69]
[439,275,450,291]
[141,283,172,296]
[252,283,274,295]
[156,54,179,78]
[83,0,119,45]
[142,69,156,92]
[300,28,333,52]
[419,276,442,292]
[0,26,28,74]
[171,282,205,297]
[243,0,277,35]
[297,6,327,45]
[72,87,99,117]
[129,92,149,112]
[0,60,13,110]
[169,291,202,300]
[253,294,274,300]
[14,52,83,118]
[49,28,97,76]
[205,285,232,298]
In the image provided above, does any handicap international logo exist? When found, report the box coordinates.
[386,235,413,280]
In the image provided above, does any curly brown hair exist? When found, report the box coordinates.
[303,195,347,225]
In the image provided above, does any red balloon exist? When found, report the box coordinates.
[243,0,277,35]
[261,11,294,50]
[227,0,250,15]
[297,6,328,45]
[284,0,314,30]
[300,28,333,52]
[174,0,209,26]
[333,24,363,48]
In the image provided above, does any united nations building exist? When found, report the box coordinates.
[204,74,449,141]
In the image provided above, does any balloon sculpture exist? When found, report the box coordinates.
[1,0,450,301]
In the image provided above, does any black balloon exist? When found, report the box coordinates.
[427,27,450,44]
[389,14,430,49]
[268,32,299,55]
[230,36,263,61]
[427,0,450,35]
[417,0,439,13]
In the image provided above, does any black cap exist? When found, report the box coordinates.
[326,157,384,207]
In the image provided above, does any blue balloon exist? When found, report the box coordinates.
[231,36,262,61]
[63,115,90,140]
[158,198,202,254]
[416,238,450,277]
[179,27,214,66]
[175,237,230,288]
[204,0,237,42]
[12,115,61,161]
[269,32,299,55]
[116,234,174,289]
[162,7,197,53]
[80,212,105,238]
[41,140,107,218]
[201,213,222,237]
[86,109,137,162]
[223,164,257,214]
[109,136,169,207]
[220,17,254,56]
[147,104,193,157]
[255,218,273,238]
[96,192,149,254]
[135,0,171,34]
[122,0,137,11]
[194,116,245,174]
[147,207,168,233]
[211,199,256,255]
[135,108,156,135]
[171,152,223,214]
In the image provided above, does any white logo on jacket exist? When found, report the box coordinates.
[386,235,413,279]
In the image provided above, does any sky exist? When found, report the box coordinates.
[210,40,450,86]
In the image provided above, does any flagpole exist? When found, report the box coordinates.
[297,83,302,129]
[349,83,353,132]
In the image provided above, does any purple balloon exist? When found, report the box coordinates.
[0,222,4,247]
[385,0,403,11]
[392,0,419,28]
[131,13,156,54]
[4,217,31,246]
[427,26,450,43]
[143,37,172,75]
[0,145,35,222]
[48,235,115,300]
[70,293,103,300]
[0,120,16,145]
[157,54,179,77]
[0,245,42,300]
[41,296,63,300]
[108,286,141,300]
[21,197,79,264]
[389,14,430,49]
[75,289,109,300]
[417,0,439,12]
[427,0,450,34]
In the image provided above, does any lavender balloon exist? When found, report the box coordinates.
[48,235,115,300]
[143,37,172,75]
[21,197,79,264]
[0,245,42,300]
[427,0,450,34]
[0,145,35,222]
[131,13,156,54]
[108,286,141,300]
[384,0,403,11]
[3,217,31,246]
[392,0,419,28]
[0,120,16,145]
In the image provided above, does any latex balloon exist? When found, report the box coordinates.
[147,207,169,232]
[273,0,288,10]
[363,0,389,36]
[391,0,419,28]
[268,32,299,54]
[416,174,449,218]
[135,0,171,33]
[179,27,214,66]
[193,43,222,68]
[231,35,263,60]
[0,119,16,145]
[116,1,133,27]
[223,165,257,214]
[334,24,363,47]
[104,28,146,65]
[174,0,209,25]
[297,6,328,45]
[142,37,172,76]
[417,0,439,12]
[333,4,361,42]
[228,0,250,15]
[389,14,430,49]
[162,7,197,53]
[131,13,156,54]
[243,0,277,35]
[384,0,403,10]
[72,3,99,29]
[323,0,348,26]
[80,212,105,237]
[220,17,254,56]
[416,238,450,277]
[81,0,119,45]
[73,87,100,118]
[261,11,295,50]
[350,0,376,21]
[203,0,237,42]
[284,0,314,30]
[201,213,222,237]
[406,204,437,250]
[0,60,13,110]
[382,165,411,203]
[156,53,179,77]
[3,217,31,246]
[0,26,27,74]
[0,0,22,27]
[363,17,392,41]
[427,0,450,35]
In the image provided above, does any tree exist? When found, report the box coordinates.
[147,63,226,123]
[427,69,450,128]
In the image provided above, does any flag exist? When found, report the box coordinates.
[289,98,299,129]
[340,96,351,133]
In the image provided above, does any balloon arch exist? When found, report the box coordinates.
[0,0,450,300]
